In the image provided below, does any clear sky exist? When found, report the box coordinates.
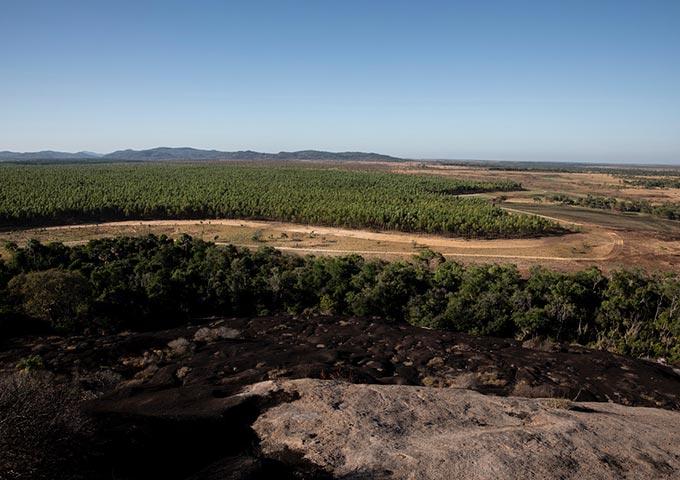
[1,0,678,163]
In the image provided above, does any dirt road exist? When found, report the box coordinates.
[22,216,623,263]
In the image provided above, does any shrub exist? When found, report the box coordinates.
[0,373,92,479]
[7,269,92,331]
[15,354,44,374]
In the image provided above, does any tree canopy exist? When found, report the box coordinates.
[1,236,679,364]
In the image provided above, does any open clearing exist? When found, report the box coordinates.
[2,208,678,272]
[394,162,680,204]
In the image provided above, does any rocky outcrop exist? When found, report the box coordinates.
[3,316,680,478]
[3,316,680,410]
[250,379,680,479]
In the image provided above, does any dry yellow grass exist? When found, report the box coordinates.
[0,215,648,274]
[396,163,680,205]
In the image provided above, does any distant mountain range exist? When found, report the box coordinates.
[0,147,403,162]
[0,150,104,160]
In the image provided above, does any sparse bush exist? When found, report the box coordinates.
[0,373,92,479]
[543,398,575,410]
[167,337,193,357]
[193,326,240,343]
[319,294,337,315]
[15,354,44,374]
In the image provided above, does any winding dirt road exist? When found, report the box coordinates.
[29,213,624,263]
[225,231,623,262]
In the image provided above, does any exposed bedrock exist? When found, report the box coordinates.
[3,316,680,478]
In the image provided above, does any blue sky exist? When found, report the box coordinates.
[1,0,678,163]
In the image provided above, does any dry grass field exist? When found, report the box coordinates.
[395,163,680,204]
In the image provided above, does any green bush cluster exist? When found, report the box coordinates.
[1,236,679,364]
[0,163,560,238]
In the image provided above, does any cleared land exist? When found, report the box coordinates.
[0,214,658,274]
[396,163,680,201]
[2,161,679,272]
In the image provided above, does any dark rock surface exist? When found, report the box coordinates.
[3,316,679,409]
[2,315,680,479]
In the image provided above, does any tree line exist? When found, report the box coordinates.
[622,176,680,189]
[0,163,561,238]
[544,194,680,220]
[1,236,679,364]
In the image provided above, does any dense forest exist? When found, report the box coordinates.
[1,236,679,364]
[0,163,560,238]
[544,194,680,220]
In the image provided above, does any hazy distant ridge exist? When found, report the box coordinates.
[0,147,403,162]
[103,147,402,162]
[0,150,103,160]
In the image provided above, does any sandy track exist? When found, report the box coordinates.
[220,234,622,261]
[42,217,623,262]
[502,206,589,226]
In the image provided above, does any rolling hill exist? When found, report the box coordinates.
[0,150,102,161]
[0,147,404,162]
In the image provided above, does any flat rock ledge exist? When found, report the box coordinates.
[247,379,680,480]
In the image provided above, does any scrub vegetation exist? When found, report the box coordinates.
[544,194,680,220]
